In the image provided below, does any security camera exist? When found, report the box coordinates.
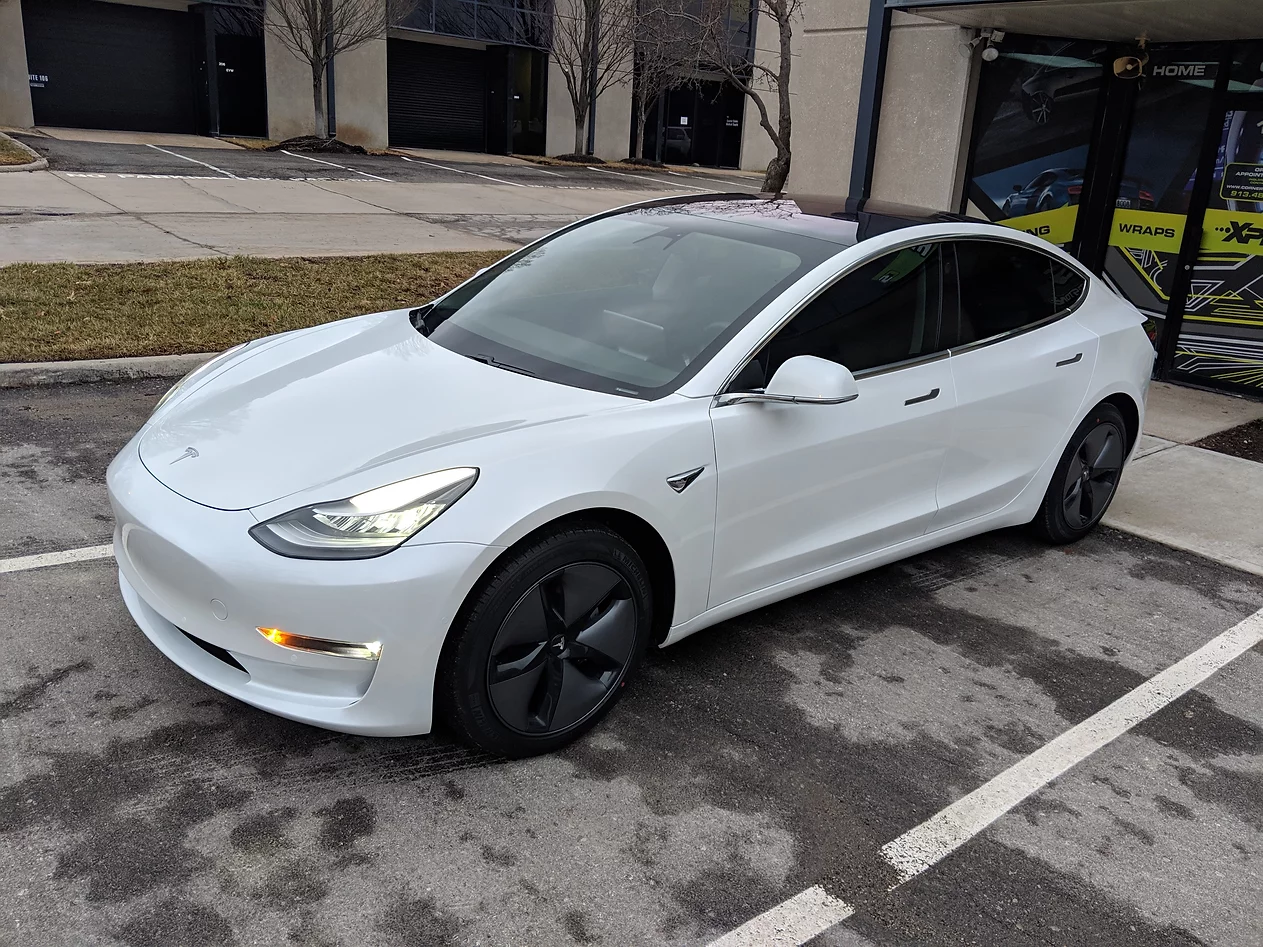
[982,45,1000,62]
[1113,53,1148,79]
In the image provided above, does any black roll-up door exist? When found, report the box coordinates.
[23,0,197,133]
[388,39,487,151]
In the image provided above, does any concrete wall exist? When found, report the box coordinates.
[264,2,388,148]
[868,20,973,210]
[544,58,632,161]
[264,15,318,141]
[784,1,975,210]
[333,38,387,148]
[738,6,780,175]
[546,57,579,156]
[0,0,34,128]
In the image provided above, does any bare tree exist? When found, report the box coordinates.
[551,0,635,156]
[263,0,415,139]
[671,0,798,191]
[628,0,694,163]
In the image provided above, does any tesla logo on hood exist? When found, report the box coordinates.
[169,447,200,465]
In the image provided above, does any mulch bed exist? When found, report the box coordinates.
[1195,417,1263,463]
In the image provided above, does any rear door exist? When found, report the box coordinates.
[933,239,1097,528]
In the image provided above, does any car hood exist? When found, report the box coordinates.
[139,310,626,510]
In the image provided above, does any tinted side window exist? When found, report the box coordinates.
[749,243,944,383]
[1051,260,1087,311]
[954,241,1056,343]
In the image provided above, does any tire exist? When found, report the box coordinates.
[1030,403,1128,544]
[435,524,653,757]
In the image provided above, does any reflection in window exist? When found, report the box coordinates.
[396,0,553,50]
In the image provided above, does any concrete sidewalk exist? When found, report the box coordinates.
[1105,382,1263,576]
[0,169,688,263]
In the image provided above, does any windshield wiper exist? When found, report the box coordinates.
[468,353,538,377]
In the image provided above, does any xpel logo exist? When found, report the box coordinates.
[1215,219,1263,247]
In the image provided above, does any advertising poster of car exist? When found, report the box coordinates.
[967,37,1108,247]
[1173,109,1263,388]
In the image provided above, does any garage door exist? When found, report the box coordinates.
[23,0,197,133]
[388,39,487,151]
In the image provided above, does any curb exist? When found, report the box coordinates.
[0,352,214,388]
[0,131,49,173]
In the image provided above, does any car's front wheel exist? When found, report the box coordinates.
[436,524,652,757]
[1031,403,1128,544]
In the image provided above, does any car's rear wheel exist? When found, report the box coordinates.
[1031,403,1128,544]
[436,524,652,757]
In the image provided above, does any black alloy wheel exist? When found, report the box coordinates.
[1032,403,1128,543]
[487,563,636,735]
[1061,421,1124,530]
[436,525,652,757]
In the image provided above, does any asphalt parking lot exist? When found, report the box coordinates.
[2,379,1262,947]
[13,135,762,194]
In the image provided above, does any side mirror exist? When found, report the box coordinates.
[1012,183,1023,191]
[717,355,858,406]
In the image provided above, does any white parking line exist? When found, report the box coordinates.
[520,164,564,176]
[707,887,854,947]
[666,169,762,190]
[399,154,540,188]
[281,150,393,182]
[145,143,239,179]
[705,604,1263,946]
[588,165,713,192]
[0,543,115,574]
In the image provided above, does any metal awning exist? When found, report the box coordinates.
[888,0,1263,43]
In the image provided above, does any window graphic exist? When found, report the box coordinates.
[966,37,1108,248]
[1173,109,1263,388]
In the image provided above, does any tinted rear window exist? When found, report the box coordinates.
[953,240,1084,345]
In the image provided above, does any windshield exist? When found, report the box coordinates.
[418,209,844,398]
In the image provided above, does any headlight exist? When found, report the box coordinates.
[152,342,250,416]
[249,467,479,559]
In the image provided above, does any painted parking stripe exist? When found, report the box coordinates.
[399,154,540,188]
[881,605,1263,882]
[666,168,762,190]
[705,604,1263,946]
[145,143,239,179]
[281,150,393,182]
[588,165,713,192]
[707,886,854,947]
[0,543,114,574]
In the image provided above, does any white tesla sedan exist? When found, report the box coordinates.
[108,196,1154,757]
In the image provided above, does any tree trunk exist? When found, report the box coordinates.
[573,108,586,156]
[763,148,790,193]
[312,66,327,139]
[631,95,645,161]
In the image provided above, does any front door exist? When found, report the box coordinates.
[708,242,956,608]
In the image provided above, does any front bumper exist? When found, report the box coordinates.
[107,438,500,736]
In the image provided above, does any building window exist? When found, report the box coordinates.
[397,0,554,51]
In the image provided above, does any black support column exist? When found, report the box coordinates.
[849,0,893,199]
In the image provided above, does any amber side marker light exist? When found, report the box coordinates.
[257,627,382,661]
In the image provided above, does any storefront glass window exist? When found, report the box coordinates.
[1102,45,1218,350]
[1173,106,1263,389]
[966,37,1109,248]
